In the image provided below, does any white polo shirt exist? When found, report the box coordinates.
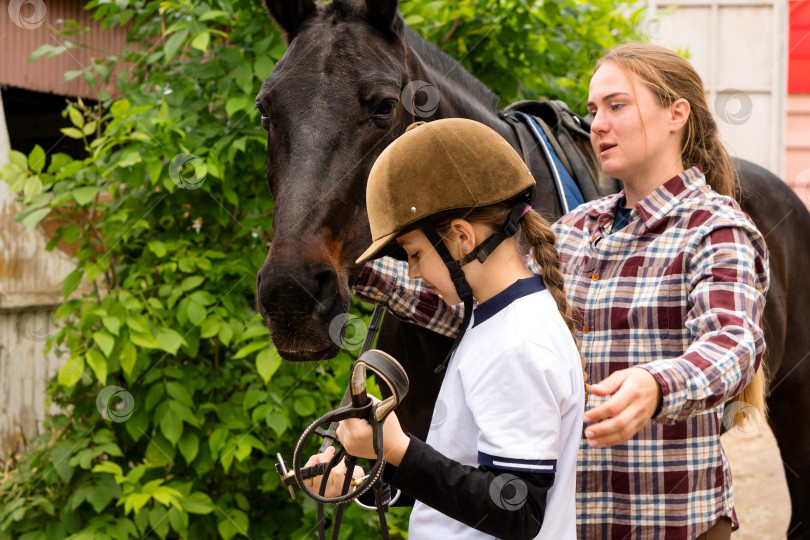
[408,276,584,539]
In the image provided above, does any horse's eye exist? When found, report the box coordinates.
[257,103,270,130]
[375,99,397,117]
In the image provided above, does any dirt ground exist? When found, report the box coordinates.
[721,414,792,539]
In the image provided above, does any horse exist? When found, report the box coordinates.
[253,0,810,537]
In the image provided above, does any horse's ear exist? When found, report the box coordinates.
[363,0,402,37]
[264,0,316,43]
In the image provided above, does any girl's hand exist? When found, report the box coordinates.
[582,367,663,447]
[336,396,411,466]
[302,446,364,497]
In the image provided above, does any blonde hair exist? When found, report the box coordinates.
[595,42,738,199]
[595,43,765,423]
[432,202,589,402]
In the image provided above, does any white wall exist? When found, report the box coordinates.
[642,0,787,177]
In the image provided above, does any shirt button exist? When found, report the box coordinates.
[592,273,600,281]
[582,325,590,334]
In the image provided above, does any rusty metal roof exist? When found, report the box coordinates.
[0,0,127,98]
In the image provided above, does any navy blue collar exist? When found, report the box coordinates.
[471,276,546,328]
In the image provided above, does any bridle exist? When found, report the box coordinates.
[275,304,408,540]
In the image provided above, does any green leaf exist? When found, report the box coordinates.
[110,98,130,117]
[226,95,250,117]
[147,240,167,258]
[68,107,85,129]
[178,432,199,464]
[58,356,85,388]
[200,317,220,339]
[8,149,28,169]
[124,493,151,515]
[71,185,100,205]
[219,322,233,346]
[254,56,275,78]
[149,506,170,539]
[60,127,85,139]
[235,64,253,94]
[191,31,210,51]
[103,316,122,336]
[23,175,43,201]
[92,461,123,477]
[168,507,189,536]
[62,268,83,297]
[121,341,137,377]
[181,492,215,515]
[232,341,267,360]
[256,347,281,383]
[93,330,115,357]
[165,381,193,406]
[160,410,182,446]
[293,395,315,416]
[180,275,204,291]
[164,28,189,62]
[156,328,185,355]
[186,300,206,326]
[85,349,108,383]
[29,145,46,173]
[217,509,248,540]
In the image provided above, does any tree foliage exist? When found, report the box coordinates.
[0,0,638,538]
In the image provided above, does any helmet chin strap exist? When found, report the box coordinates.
[417,190,534,373]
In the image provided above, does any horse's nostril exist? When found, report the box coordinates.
[314,267,338,315]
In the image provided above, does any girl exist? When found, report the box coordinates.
[308,118,586,539]
[352,44,769,539]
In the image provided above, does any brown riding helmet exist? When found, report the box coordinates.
[356,118,536,265]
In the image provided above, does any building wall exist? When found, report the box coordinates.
[0,0,127,98]
[0,88,70,456]
[646,0,787,177]
[787,1,810,208]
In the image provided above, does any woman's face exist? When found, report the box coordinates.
[397,229,462,305]
[587,61,682,183]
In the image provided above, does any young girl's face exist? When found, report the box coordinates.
[397,229,462,305]
[587,61,682,183]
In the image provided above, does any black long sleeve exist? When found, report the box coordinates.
[388,435,554,540]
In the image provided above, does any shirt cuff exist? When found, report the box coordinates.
[637,360,692,423]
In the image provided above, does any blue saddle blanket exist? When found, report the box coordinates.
[518,112,585,212]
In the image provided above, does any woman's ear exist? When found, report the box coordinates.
[669,97,690,133]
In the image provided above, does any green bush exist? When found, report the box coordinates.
[0,0,638,538]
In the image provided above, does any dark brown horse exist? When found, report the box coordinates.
[254,0,810,536]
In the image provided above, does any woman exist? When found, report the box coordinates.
[352,43,769,539]
[306,118,586,539]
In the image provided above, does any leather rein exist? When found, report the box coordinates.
[275,305,408,540]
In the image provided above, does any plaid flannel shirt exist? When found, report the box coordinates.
[353,167,769,539]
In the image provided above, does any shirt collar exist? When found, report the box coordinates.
[585,166,706,230]
[471,276,546,328]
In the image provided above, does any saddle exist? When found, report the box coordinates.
[501,100,620,207]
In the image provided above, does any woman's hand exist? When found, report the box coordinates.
[583,367,662,447]
[302,446,365,498]
[336,396,411,466]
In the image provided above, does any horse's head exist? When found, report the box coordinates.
[255,0,417,362]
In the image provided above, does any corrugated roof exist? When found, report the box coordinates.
[0,0,127,98]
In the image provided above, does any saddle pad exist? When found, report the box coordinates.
[519,112,586,212]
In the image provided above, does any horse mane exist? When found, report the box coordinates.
[324,1,501,111]
[403,25,501,111]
